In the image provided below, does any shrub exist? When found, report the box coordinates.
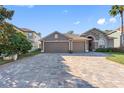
[19,48,41,59]
[11,32,32,54]
[96,48,124,53]
[68,50,73,53]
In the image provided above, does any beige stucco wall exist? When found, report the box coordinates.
[108,31,121,48]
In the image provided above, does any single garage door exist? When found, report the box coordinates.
[44,42,69,53]
[73,42,85,52]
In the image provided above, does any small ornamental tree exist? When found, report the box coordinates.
[0,23,32,56]
[10,32,32,54]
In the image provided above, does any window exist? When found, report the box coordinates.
[28,33,32,37]
[99,38,105,48]
[54,34,58,39]
[28,33,33,38]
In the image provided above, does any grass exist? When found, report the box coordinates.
[0,49,41,65]
[106,52,124,64]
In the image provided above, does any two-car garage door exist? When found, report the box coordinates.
[44,42,69,53]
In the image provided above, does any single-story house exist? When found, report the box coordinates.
[40,28,115,53]
[40,31,90,53]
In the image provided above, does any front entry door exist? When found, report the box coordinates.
[88,36,94,51]
[89,40,94,51]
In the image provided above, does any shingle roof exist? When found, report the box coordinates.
[20,28,35,33]
[20,28,41,36]
[40,31,90,41]
[64,33,90,40]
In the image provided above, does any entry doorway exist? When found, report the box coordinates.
[87,36,94,51]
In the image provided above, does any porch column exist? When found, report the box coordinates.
[71,40,73,51]
[85,40,89,52]
[69,40,70,51]
[42,41,45,52]
[69,40,73,51]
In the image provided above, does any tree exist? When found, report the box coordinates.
[67,30,74,34]
[10,32,32,54]
[0,6,15,46]
[0,23,32,56]
[0,6,14,23]
[0,6,32,56]
[109,5,124,47]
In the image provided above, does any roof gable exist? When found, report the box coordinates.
[80,28,109,40]
[83,28,106,35]
[42,31,69,41]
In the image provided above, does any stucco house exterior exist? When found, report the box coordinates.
[106,26,124,48]
[13,25,41,50]
[40,31,90,53]
[40,28,115,53]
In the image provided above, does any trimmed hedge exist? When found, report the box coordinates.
[95,48,124,53]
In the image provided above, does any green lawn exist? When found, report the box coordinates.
[0,49,41,65]
[106,52,124,64]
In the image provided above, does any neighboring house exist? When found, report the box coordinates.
[20,28,41,50]
[13,25,41,50]
[40,31,90,53]
[107,26,124,48]
[81,28,115,51]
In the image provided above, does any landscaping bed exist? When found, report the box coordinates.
[18,49,41,59]
[0,49,41,65]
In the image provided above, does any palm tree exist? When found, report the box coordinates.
[109,5,124,47]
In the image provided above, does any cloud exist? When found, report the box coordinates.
[63,10,69,14]
[109,17,116,23]
[97,18,106,25]
[27,5,34,8]
[73,21,81,25]
[17,5,34,8]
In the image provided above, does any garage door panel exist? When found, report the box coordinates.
[45,42,69,53]
[73,42,85,52]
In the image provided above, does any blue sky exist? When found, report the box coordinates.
[6,5,120,37]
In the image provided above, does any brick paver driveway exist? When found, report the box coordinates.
[0,52,124,88]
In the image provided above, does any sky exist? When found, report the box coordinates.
[5,5,120,37]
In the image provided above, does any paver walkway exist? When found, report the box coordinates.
[0,52,124,88]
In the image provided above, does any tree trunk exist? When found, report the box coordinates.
[120,11,124,48]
